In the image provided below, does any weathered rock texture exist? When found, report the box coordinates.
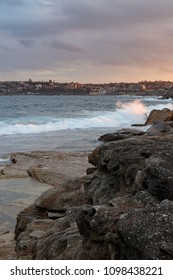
[14,121,173,260]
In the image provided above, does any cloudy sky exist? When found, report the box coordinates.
[0,0,173,83]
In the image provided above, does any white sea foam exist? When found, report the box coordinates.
[146,102,173,113]
[116,99,148,118]
[0,157,11,166]
[0,100,172,136]
[0,158,10,162]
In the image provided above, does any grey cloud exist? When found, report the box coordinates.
[50,39,89,54]
[0,0,23,6]
[94,32,173,69]
[2,0,173,39]
[0,44,15,52]
[58,0,173,32]
[19,38,35,49]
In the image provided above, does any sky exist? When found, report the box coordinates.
[0,0,173,83]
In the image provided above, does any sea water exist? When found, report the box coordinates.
[0,95,172,162]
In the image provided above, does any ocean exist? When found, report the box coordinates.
[0,94,173,163]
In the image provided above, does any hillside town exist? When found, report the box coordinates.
[0,79,173,96]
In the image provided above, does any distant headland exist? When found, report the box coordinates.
[0,79,173,97]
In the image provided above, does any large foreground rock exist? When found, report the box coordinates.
[15,128,173,260]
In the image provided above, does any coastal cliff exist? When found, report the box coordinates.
[12,109,173,260]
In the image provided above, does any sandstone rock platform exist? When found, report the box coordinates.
[0,151,91,259]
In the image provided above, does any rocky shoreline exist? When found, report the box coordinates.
[1,108,173,260]
[0,151,91,259]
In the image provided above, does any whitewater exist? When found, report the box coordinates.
[0,95,172,161]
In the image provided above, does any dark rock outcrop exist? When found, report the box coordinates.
[145,122,173,135]
[14,122,173,260]
[98,128,144,142]
[145,108,173,125]
[162,90,173,99]
[131,108,173,127]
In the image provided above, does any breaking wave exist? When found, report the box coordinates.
[0,100,172,136]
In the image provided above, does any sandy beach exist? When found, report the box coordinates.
[0,151,91,259]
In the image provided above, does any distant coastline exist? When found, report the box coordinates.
[0,80,173,97]
[0,90,165,96]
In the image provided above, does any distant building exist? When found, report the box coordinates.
[35,84,43,90]
[89,88,106,95]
